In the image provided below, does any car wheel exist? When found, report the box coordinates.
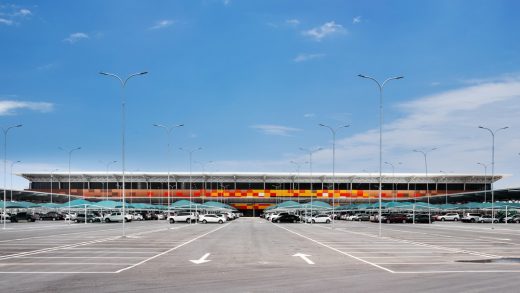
[494,220,498,223]
[105,218,110,223]
[52,218,56,221]
[277,220,281,223]
[454,218,459,221]
[75,219,79,223]
[387,219,391,224]
[358,219,362,222]
[516,220,520,224]
[186,218,191,223]
[441,218,445,221]
[218,220,223,224]
[402,219,406,224]
[169,219,174,224]
[312,220,315,223]
[88,219,93,223]
[480,220,484,223]
[471,219,475,223]
[203,220,207,224]
[326,219,330,224]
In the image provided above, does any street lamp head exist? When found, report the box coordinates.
[501,126,509,130]
[318,123,325,127]
[478,125,484,129]
[138,71,148,75]
[358,74,368,78]
[177,124,184,127]
[394,76,404,80]
[15,124,23,128]
[99,72,110,76]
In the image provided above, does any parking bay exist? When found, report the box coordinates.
[0,219,520,292]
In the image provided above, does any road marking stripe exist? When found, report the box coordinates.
[273,223,394,273]
[115,223,230,273]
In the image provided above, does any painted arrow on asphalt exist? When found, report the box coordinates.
[293,253,315,265]
[190,253,211,264]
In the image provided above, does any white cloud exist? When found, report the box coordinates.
[251,124,301,136]
[316,75,520,188]
[64,32,89,44]
[293,53,325,63]
[353,16,362,24]
[302,21,345,41]
[0,17,12,25]
[304,113,315,118]
[150,19,174,30]
[286,19,300,26]
[17,8,31,16]
[0,100,54,115]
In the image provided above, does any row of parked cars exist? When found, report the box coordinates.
[262,212,333,223]
[435,212,520,223]
[167,211,240,224]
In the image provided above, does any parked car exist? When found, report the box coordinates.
[1,212,11,221]
[132,213,144,221]
[511,215,520,223]
[270,212,288,222]
[75,213,95,223]
[40,212,65,221]
[406,214,433,223]
[478,215,499,223]
[461,213,481,223]
[347,214,361,221]
[385,213,408,223]
[104,212,132,223]
[273,214,300,223]
[168,212,197,224]
[10,212,38,222]
[198,214,226,224]
[436,213,460,221]
[308,214,332,224]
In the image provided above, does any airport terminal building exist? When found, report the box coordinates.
[21,172,498,215]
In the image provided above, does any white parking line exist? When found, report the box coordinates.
[273,223,394,273]
[115,223,230,273]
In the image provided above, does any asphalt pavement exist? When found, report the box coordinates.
[0,218,520,292]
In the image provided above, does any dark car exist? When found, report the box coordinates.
[40,212,65,221]
[385,213,408,223]
[10,212,38,222]
[406,214,433,223]
[74,213,96,223]
[274,214,300,223]
[357,214,371,221]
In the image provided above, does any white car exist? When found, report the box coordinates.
[132,213,144,221]
[437,213,460,221]
[199,214,226,224]
[308,214,332,224]
[1,213,10,221]
[168,212,197,224]
[65,213,77,221]
[478,215,499,223]
[104,212,132,223]
[347,214,361,221]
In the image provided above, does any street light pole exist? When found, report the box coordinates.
[300,147,322,220]
[196,160,213,204]
[3,124,23,229]
[319,123,349,229]
[105,160,117,200]
[384,161,401,202]
[179,147,202,221]
[100,71,148,237]
[479,125,508,229]
[477,162,488,203]
[413,147,438,224]
[10,160,21,201]
[358,74,403,237]
[154,123,184,214]
[60,146,81,224]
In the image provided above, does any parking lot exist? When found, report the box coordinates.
[1,218,520,292]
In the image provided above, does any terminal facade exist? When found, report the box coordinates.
[21,172,497,216]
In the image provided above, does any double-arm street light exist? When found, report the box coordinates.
[300,147,322,219]
[104,160,118,200]
[413,147,438,224]
[60,146,82,224]
[384,161,402,202]
[290,160,308,204]
[479,125,508,229]
[179,147,202,219]
[10,160,21,201]
[196,160,214,204]
[358,74,403,237]
[2,124,22,229]
[477,162,489,202]
[319,123,349,229]
[154,123,184,213]
[100,71,148,237]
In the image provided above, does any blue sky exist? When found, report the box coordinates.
[1,0,520,189]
